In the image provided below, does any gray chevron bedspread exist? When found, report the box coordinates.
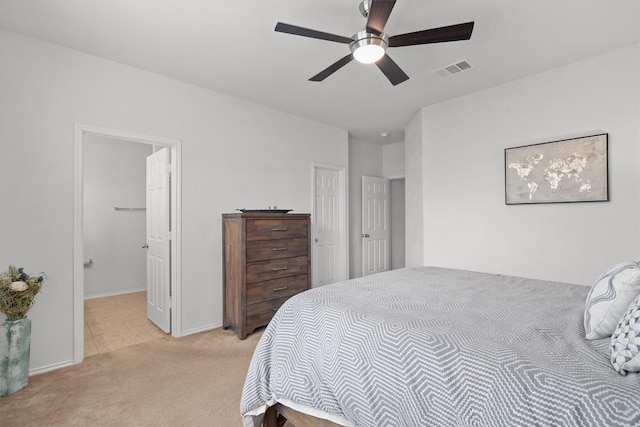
[240,267,640,427]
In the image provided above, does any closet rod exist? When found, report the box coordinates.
[113,207,146,211]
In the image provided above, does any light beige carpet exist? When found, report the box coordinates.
[0,328,263,427]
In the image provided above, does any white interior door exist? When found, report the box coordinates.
[313,167,340,286]
[362,176,390,276]
[145,147,171,333]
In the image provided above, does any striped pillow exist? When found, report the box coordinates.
[584,261,640,340]
[611,293,640,375]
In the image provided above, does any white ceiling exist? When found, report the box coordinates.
[0,0,638,144]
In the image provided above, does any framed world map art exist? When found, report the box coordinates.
[505,134,608,205]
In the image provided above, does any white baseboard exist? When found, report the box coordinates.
[30,359,75,376]
[180,322,221,337]
[28,323,224,375]
[84,287,146,300]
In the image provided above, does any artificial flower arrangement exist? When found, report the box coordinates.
[0,266,45,321]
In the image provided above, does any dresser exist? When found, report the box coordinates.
[222,212,311,339]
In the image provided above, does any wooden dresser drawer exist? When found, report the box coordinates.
[246,256,308,283]
[246,238,308,262]
[246,219,308,241]
[246,274,308,305]
[246,295,292,328]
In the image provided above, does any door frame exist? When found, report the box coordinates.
[73,124,183,364]
[310,162,349,284]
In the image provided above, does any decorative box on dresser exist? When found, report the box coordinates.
[222,212,311,339]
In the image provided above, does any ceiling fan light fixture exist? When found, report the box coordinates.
[350,30,388,64]
[353,44,385,63]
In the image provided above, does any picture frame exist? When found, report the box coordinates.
[504,133,608,205]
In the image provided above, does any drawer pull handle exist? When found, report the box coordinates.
[272,247,288,251]
[271,227,288,231]
[272,286,289,292]
[272,266,288,271]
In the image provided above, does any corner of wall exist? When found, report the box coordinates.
[404,111,425,267]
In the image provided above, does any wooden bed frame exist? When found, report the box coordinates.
[264,404,344,427]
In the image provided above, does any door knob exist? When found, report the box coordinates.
[314,238,318,243]
[362,233,370,238]
[141,243,149,249]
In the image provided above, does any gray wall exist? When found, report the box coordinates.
[83,136,152,297]
[416,45,639,286]
[383,142,405,178]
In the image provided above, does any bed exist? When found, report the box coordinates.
[241,266,640,427]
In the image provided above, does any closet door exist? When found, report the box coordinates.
[362,176,389,276]
[145,148,171,333]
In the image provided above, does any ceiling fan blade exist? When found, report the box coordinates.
[375,54,409,86]
[275,22,353,44]
[366,0,396,35]
[309,54,354,82]
[388,22,474,47]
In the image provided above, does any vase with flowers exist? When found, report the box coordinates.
[0,266,45,396]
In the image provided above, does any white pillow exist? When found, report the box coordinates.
[610,293,640,375]
[584,261,640,340]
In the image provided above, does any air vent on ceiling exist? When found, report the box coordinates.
[433,60,472,78]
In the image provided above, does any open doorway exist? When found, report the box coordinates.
[389,178,405,270]
[83,136,162,356]
[360,176,406,276]
[73,125,182,364]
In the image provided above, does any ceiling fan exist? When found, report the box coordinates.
[275,0,474,86]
